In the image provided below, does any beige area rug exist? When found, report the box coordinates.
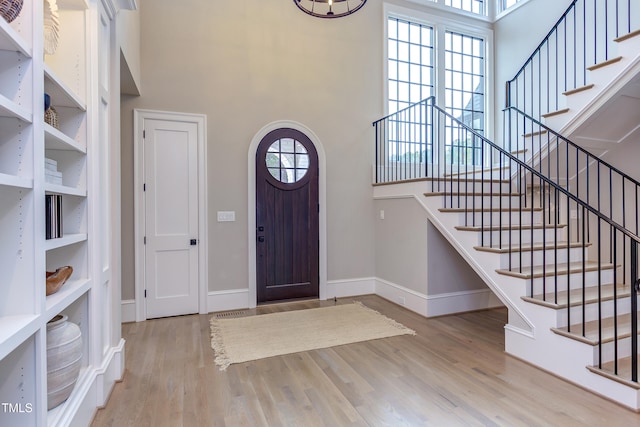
[210,302,415,370]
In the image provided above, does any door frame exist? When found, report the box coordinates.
[248,121,327,308]
[133,109,209,321]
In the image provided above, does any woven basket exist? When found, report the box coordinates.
[45,106,58,129]
[0,0,23,23]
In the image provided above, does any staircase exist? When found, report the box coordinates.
[371,0,640,409]
[373,156,640,409]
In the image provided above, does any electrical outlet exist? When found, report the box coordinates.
[380,210,385,220]
[397,297,405,306]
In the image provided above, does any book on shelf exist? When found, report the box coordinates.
[45,169,63,185]
[45,157,58,172]
[45,194,63,240]
[45,158,63,185]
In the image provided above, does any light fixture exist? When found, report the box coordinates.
[294,0,367,18]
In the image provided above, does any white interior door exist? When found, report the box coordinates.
[143,118,199,319]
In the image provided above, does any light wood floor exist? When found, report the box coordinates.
[91,295,640,426]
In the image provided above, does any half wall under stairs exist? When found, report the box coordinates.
[373,179,640,410]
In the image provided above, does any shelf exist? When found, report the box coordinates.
[45,182,87,197]
[0,93,32,122]
[44,233,87,251]
[0,172,32,189]
[0,17,31,57]
[44,64,86,111]
[44,124,86,153]
[0,315,40,361]
[45,278,91,320]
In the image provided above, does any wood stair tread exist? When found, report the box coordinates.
[563,84,595,96]
[588,356,640,389]
[522,283,630,309]
[439,206,542,213]
[424,192,521,197]
[457,223,567,232]
[552,312,640,346]
[522,130,547,138]
[372,177,510,187]
[614,29,640,43]
[542,108,570,118]
[496,260,615,279]
[475,241,590,254]
[587,56,623,71]
[444,166,509,177]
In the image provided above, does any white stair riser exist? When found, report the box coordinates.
[555,295,636,327]
[499,246,585,269]
[440,195,522,208]
[597,335,640,365]
[455,210,544,226]
[431,181,512,193]
[616,36,640,61]
[528,269,615,295]
[450,171,510,180]
[477,227,561,245]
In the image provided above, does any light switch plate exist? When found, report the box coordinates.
[217,211,236,222]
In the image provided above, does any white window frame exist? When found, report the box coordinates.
[495,0,532,21]
[403,0,532,21]
[383,3,495,140]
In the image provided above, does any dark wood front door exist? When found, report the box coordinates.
[256,128,319,303]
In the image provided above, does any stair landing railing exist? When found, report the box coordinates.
[506,0,640,118]
[504,106,640,240]
[373,96,640,383]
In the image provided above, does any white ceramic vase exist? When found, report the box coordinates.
[46,314,83,410]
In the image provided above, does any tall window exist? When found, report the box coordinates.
[445,31,485,134]
[386,15,488,167]
[387,17,434,114]
[387,17,486,132]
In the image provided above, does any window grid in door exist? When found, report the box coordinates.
[266,138,309,184]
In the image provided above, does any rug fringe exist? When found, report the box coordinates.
[210,317,232,371]
[353,300,417,336]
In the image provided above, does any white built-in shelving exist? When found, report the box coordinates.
[0,3,39,424]
[0,0,123,425]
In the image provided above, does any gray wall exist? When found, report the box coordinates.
[373,197,486,296]
[374,198,428,293]
[120,0,384,299]
[426,221,487,295]
[493,0,575,126]
[120,0,574,302]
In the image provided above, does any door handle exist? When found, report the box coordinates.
[190,239,197,246]
[258,226,264,232]
[258,236,265,242]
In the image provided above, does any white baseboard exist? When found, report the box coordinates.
[375,278,503,317]
[208,289,250,313]
[375,278,429,315]
[326,277,376,298]
[95,338,126,408]
[123,279,501,319]
[426,288,504,317]
[121,299,136,323]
